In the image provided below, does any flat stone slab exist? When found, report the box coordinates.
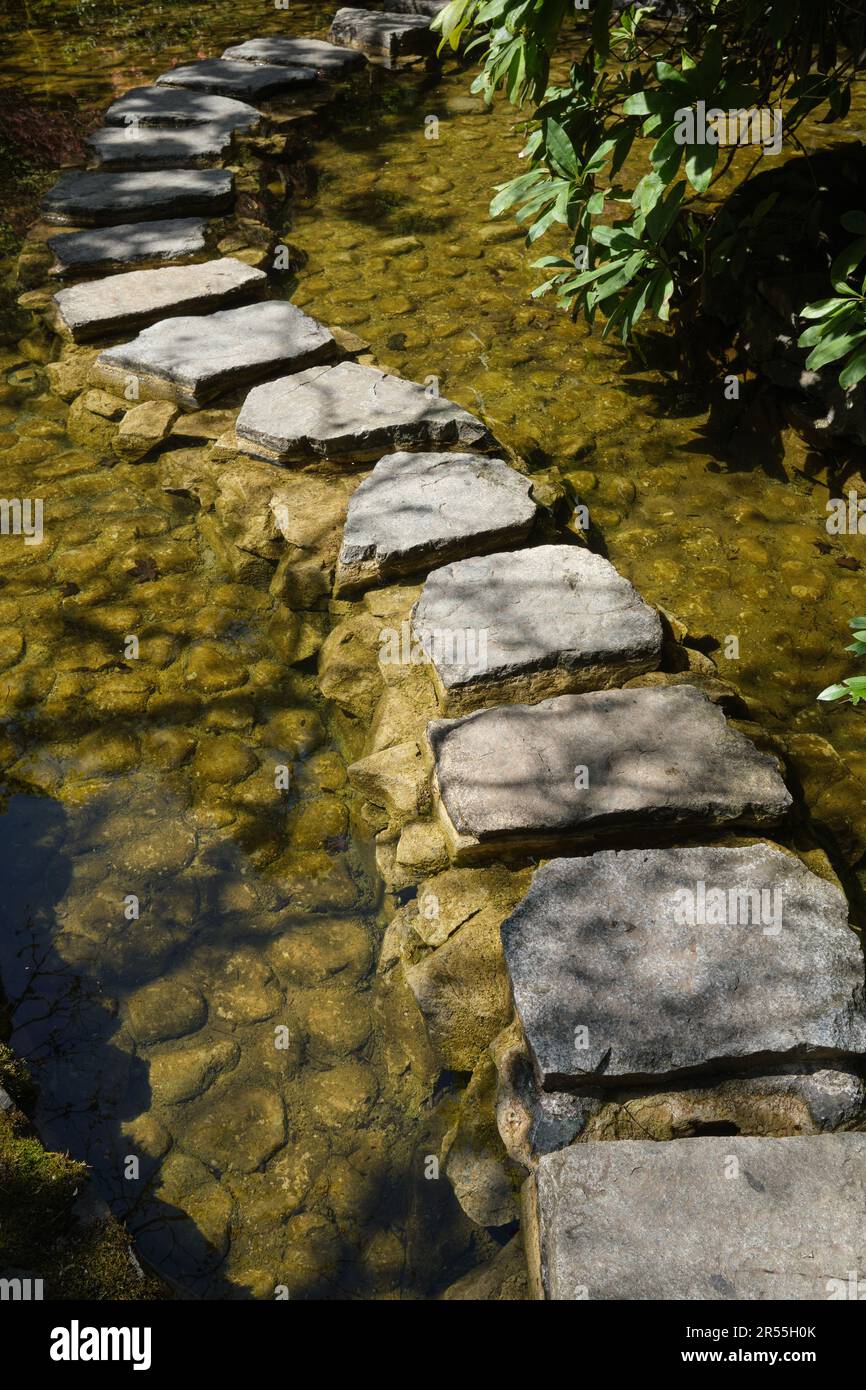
[94,300,336,408]
[330,8,436,61]
[41,169,233,227]
[413,545,663,713]
[524,1134,866,1300]
[428,684,792,860]
[47,218,209,277]
[104,86,261,132]
[236,362,494,463]
[86,124,233,170]
[51,257,266,343]
[155,59,319,100]
[502,845,866,1091]
[222,37,366,76]
[335,452,537,594]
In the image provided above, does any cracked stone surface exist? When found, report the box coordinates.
[329,8,436,61]
[335,452,537,594]
[41,169,233,226]
[86,124,233,170]
[94,300,336,408]
[500,845,866,1090]
[48,219,209,277]
[428,684,793,860]
[223,37,366,75]
[524,1134,866,1300]
[155,59,320,99]
[51,257,266,342]
[236,362,494,463]
[413,544,663,713]
[104,85,262,131]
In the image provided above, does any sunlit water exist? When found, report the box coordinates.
[2,0,866,1297]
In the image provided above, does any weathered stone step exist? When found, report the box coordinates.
[413,544,663,713]
[428,684,792,861]
[222,37,366,76]
[335,452,537,595]
[104,86,261,132]
[524,1134,866,1300]
[502,845,866,1092]
[50,257,266,342]
[236,361,494,463]
[41,169,233,227]
[86,124,233,170]
[47,218,209,277]
[329,8,436,61]
[155,59,319,100]
[93,300,336,408]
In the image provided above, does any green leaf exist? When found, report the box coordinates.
[840,344,866,391]
[685,140,718,194]
[800,298,856,321]
[544,117,579,179]
[817,684,850,702]
[831,235,866,292]
[848,616,866,629]
[841,211,866,237]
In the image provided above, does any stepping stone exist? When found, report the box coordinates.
[335,452,537,595]
[428,684,792,861]
[329,8,437,62]
[413,545,663,713]
[41,169,233,227]
[222,37,366,76]
[93,300,336,408]
[104,85,261,132]
[524,1134,866,1300]
[390,0,450,13]
[155,59,319,101]
[86,124,233,170]
[50,257,266,343]
[47,218,209,277]
[502,845,866,1092]
[236,362,494,463]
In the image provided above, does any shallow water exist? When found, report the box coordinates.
[2,0,866,1298]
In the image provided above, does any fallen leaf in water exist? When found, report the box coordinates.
[127,556,159,582]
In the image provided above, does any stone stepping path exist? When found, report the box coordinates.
[335,452,537,594]
[86,124,233,170]
[236,361,494,463]
[428,684,792,860]
[329,8,437,61]
[155,59,320,101]
[50,257,266,342]
[222,37,367,75]
[104,86,261,132]
[93,300,336,408]
[525,1134,866,1300]
[47,218,209,277]
[413,544,663,714]
[502,845,866,1092]
[41,169,233,226]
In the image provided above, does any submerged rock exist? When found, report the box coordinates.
[428,685,793,861]
[51,257,265,342]
[501,845,866,1090]
[335,452,537,595]
[41,169,233,227]
[524,1134,866,1300]
[235,362,494,463]
[413,544,663,713]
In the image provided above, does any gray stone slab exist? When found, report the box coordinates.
[47,219,209,277]
[329,8,436,61]
[524,1134,866,1300]
[51,257,266,343]
[335,452,537,594]
[413,545,663,713]
[222,37,366,75]
[501,846,866,1091]
[428,684,792,860]
[155,59,319,100]
[41,169,233,227]
[390,0,449,13]
[236,362,494,463]
[94,300,336,408]
[104,86,261,131]
[86,124,233,170]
